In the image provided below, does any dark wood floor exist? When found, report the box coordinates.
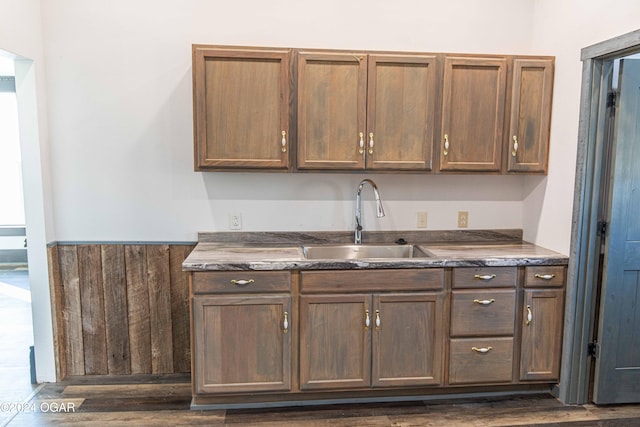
[4,377,640,427]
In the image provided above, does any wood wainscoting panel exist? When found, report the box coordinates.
[48,243,195,380]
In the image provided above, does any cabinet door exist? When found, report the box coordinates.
[520,289,564,381]
[193,295,291,394]
[372,293,443,387]
[507,59,554,173]
[366,55,438,171]
[299,294,371,389]
[297,51,367,169]
[440,57,507,172]
[192,47,291,170]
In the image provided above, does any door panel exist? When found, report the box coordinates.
[193,47,291,169]
[520,289,564,381]
[507,59,554,173]
[366,55,437,170]
[440,57,506,172]
[193,295,291,394]
[299,294,371,390]
[593,58,640,404]
[297,52,367,169]
[372,293,443,387]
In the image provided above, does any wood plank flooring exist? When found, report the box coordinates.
[4,379,640,427]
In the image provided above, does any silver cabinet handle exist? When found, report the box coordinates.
[230,279,255,286]
[375,310,381,330]
[534,273,556,280]
[472,346,493,353]
[526,305,533,325]
[283,311,289,334]
[364,309,370,329]
[511,135,518,157]
[281,131,287,153]
[473,298,496,305]
[474,274,497,281]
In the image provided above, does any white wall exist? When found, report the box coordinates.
[525,0,640,253]
[1,0,57,382]
[40,0,535,244]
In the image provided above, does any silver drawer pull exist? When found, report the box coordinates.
[230,279,255,286]
[283,311,289,334]
[474,274,496,281]
[534,273,556,280]
[472,346,493,353]
[473,298,496,305]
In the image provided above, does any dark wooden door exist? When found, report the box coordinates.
[507,58,554,173]
[440,56,507,172]
[366,54,438,171]
[299,294,371,389]
[520,289,564,381]
[593,58,640,404]
[192,295,291,394]
[192,46,291,170]
[297,51,367,169]
[371,293,443,387]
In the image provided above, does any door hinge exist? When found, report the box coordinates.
[588,341,600,359]
[597,221,607,237]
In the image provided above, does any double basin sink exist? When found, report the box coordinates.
[302,244,432,260]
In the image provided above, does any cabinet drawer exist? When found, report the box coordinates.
[450,289,516,336]
[449,337,513,384]
[301,269,444,293]
[452,267,516,288]
[193,271,291,294]
[525,266,566,288]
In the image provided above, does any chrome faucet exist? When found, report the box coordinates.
[354,179,385,244]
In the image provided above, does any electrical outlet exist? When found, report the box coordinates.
[229,213,242,230]
[417,211,428,228]
[458,211,469,228]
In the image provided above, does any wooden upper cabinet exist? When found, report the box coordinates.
[296,51,437,171]
[192,46,291,170]
[440,57,507,172]
[507,58,554,173]
[366,55,437,171]
[297,51,367,170]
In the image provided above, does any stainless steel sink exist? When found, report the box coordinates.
[302,244,430,260]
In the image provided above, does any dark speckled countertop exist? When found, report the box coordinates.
[182,230,568,271]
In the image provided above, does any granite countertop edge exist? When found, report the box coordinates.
[183,230,569,272]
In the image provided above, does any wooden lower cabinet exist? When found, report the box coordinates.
[190,265,566,406]
[299,294,371,390]
[299,292,443,390]
[448,267,517,385]
[192,294,291,394]
[372,293,443,387]
[520,288,565,381]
